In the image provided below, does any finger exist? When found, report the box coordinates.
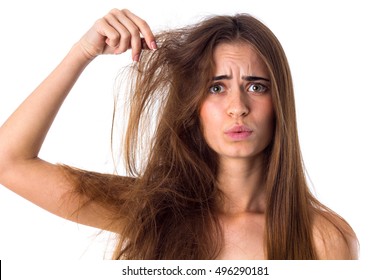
[109,9,143,59]
[122,9,157,50]
[103,12,132,54]
[94,19,122,52]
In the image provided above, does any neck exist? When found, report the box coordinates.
[217,156,266,215]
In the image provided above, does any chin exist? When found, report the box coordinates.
[220,149,264,160]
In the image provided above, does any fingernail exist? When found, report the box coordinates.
[151,41,158,50]
[133,54,140,62]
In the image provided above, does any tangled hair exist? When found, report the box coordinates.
[61,13,356,259]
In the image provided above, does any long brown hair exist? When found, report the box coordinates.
[62,13,355,259]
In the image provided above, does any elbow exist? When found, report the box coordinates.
[0,152,12,185]
[0,149,24,185]
[0,148,8,179]
[0,136,13,180]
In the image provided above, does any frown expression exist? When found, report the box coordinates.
[199,42,275,161]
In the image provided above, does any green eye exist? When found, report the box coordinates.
[248,83,268,93]
[209,84,225,94]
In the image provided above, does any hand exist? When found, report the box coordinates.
[78,9,157,61]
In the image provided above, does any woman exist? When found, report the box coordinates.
[0,8,358,259]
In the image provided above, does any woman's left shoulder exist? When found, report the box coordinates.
[312,210,359,260]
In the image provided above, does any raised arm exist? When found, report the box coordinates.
[0,9,156,232]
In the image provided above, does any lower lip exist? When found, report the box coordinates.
[225,131,253,140]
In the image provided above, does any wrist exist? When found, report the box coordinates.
[68,42,97,65]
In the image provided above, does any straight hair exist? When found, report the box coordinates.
[61,13,355,259]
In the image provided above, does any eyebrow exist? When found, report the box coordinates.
[212,75,270,82]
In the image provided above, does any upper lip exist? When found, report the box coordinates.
[224,125,253,133]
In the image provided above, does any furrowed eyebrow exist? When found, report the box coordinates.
[212,75,231,81]
[211,75,270,82]
[242,75,270,82]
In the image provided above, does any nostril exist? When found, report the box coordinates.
[227,106,249,117]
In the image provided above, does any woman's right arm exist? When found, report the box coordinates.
[0,9,156,232]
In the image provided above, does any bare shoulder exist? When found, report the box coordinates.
[312,210,359,260]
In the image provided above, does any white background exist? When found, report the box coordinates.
[0,0,389,266]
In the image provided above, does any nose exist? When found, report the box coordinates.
[227,89,249,118]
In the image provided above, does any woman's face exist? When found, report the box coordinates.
[199,42,275,161]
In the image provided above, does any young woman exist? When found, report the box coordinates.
[0,8,358,259]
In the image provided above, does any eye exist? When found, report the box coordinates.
[248,83,268,94]
[209,84,225,94]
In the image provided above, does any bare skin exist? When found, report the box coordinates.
[0,9,156,232]
[0,9,358,259]
[199,42,270,259]
[200,42,358,260]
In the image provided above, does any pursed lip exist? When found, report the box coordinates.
[224,125,253,140]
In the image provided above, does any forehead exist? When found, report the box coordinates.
[212,42,268,75]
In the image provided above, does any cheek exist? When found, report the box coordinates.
[254,97,275,136]
[199,101,220,141]
[264,100,276,138]
[264,98,275,123]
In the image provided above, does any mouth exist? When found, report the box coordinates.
[224,125,253,140]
